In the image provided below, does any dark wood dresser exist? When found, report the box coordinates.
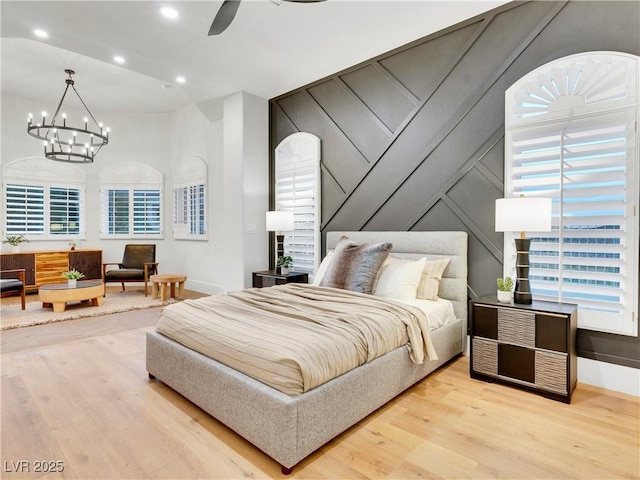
[470,295,577,403]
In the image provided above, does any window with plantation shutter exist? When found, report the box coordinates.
[100,164,163,239]
[173,156,207,240]
[4,182,84,238]
[505,52,639,336]
[49,186,81,235]
[4,183,45,235]
[101,187,163,238]
[275,133,321,279]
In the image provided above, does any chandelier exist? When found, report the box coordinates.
[27,69,109,164]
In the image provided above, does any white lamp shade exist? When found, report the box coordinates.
[266,211,294,232]
[495,197,552,232]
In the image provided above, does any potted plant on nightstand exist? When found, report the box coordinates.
[277,256,293,275]
[3,234,29,253]
[497,276,514,303]
[62,268,85,288]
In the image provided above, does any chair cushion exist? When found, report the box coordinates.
[122,244,156,269]
[0,279,24,293]
[105,268,146,281]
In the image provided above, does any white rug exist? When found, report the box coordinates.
[0,289,174,330]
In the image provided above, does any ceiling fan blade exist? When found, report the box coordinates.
[208,0,241,36]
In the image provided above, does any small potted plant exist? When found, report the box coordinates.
[62,268,85,288]
[497,276,514,303]
[277,256,294,275]
[3,234,29,253]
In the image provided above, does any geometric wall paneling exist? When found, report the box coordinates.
[307,79,390,161]
[270,0,640,366]
[270,102,298,147]
[339,64,416,132]
[276,91,368,193]
[378,20,483,101]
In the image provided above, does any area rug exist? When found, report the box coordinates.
[0,289,175,330]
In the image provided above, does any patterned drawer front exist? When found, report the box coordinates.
[472,338,498,376]
[498,308,535,347]
[35,252,69,285]
[535,350,567,394]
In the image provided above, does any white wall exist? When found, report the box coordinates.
[1,91,269,293]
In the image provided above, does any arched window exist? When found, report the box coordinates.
[275,132,321,278]
[505,52,639,336]
[100,163,164,239]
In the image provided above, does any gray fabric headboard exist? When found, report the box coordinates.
[326,231,468,325]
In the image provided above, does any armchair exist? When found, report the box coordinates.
[103,244,158,296]
[0,269,26,310]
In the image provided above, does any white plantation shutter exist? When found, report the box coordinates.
[172,156,207,240]
[49,186,82,235]
[4,182,84,238]
[275,133,321,278]
[506,52,639,336]
[101,187,163,238]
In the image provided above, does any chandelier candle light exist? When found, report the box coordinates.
[495,195,552,304]
[27,69,109,163]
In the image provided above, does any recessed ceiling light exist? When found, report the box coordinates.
[176,76,186,84]
[113,55,125,64]
[33,29,48,38]
[161,7,178,19]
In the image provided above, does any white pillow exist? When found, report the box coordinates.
[374,256,426,301]
[312,251,333,286]
[417,258,450,301]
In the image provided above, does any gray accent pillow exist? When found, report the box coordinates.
[320,236,392,294]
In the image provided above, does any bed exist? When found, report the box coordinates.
[146,231,468,473]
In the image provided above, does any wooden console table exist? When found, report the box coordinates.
[1,249,102,292]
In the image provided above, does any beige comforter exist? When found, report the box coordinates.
[156,283,437,396]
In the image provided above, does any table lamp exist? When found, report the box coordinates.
[495,195,552,304]
[266,211,294,268]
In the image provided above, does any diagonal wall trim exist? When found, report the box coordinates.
[319,16,494,229]
[401,128,505,232]
[346,2,568,232]
[297,89,372,165]
[333,75,394,137]
[369,61,420,106]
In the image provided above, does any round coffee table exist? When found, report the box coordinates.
[39,280,104,313]
[150,274,187,302]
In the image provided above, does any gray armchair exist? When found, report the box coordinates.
[103,244,158,296]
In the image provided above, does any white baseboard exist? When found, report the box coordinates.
[578,357,640,397]
[185,279,226,296]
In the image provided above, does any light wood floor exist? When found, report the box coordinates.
[1,303,638,480]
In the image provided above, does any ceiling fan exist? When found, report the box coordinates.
[209,0,327,36]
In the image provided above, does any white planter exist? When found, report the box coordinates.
[280,267,290,275]
[67,279,77,288]
[497,290,513,303]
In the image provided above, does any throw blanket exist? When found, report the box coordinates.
[156,284,437,396]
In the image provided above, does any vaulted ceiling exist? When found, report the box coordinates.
[1,1,509,114]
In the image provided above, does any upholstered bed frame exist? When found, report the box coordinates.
[146,231,468,473]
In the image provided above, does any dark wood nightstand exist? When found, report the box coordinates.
[470,295,577,403]
[252,270,308,288]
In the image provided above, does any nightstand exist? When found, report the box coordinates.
[252,270,308,288]
[470,295,577,403]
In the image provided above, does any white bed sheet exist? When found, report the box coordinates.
[394,297,456,331]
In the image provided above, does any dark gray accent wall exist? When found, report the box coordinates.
[269,1,640,368]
